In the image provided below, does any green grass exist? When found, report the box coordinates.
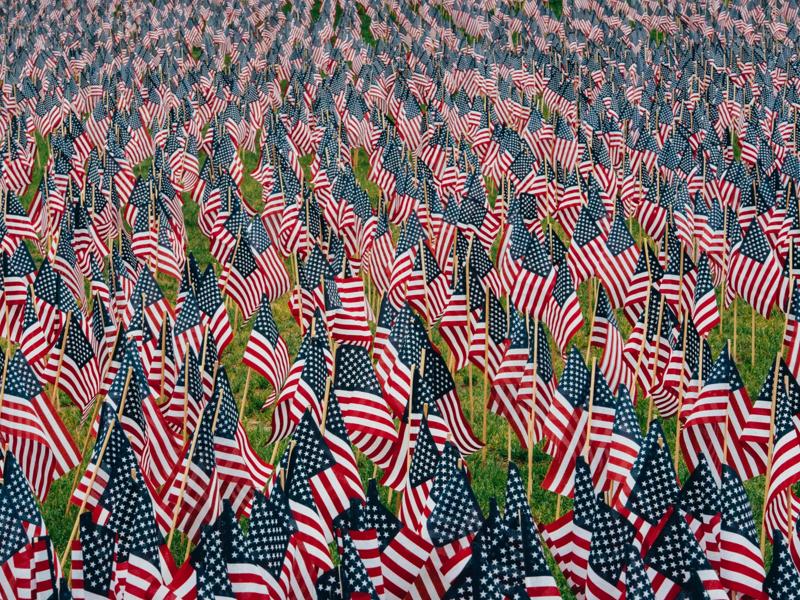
[546,0,563,19]
[356,4,375,47]
[310,0,322,23]
[650,29,666,46]
[30,134,784,596]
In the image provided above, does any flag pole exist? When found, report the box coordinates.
[585,279,598,362]
[759,353,781,555]
[647,292,666,426]
[673,316,690,473]
[481,286,490,464]
[51,311,73,411]
[159,310,168,401]
[732,297,738,359]
[526,317,539,501]
[391,364,416,511]
[240,367,252,417]
[582,358,597,460]
[751,304,756,366]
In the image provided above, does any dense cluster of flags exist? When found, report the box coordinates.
[2,0,800,597]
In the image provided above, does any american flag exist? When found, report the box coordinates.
[196,266,234,354]
[242,295,290,407]
[728,219,782,317]
[41,311,101,415]
[765,532,800,596]
[542,456,597,595]
[333,344,397,468]
[718,465,766,596]
[0,351,80,501]
[503,464,561,598]
[268,319,332,443]
[644,507,727,598]
[281,411,336,576]
[585,501,636,599]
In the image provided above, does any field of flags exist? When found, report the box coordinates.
[4,0,800,597]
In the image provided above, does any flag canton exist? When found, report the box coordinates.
[0,487,31,564]
[197,267,224,315]
[334,345,381,396]
[721,466,759,544]
[193,406,219,476]
[290,412,335,481]
[589,502,635,583]
[360,481,402,551]
[573,458,598,530]
[766,535,800,596]
[558,347,591,409]
[679,459,720,519]
[78,514,116,594]
[627,428,678,524]
[248,487,296,578]
[195,526,235,598]
[341,532,376,596]
[475,506,526,591]
[623,546,655,599]
[5,352,43,400]
[645,509,709,582]
[739,221,771,263]
[427,468,483,547]
[606,215,635,257]
[408,418,440,487]
[0,451,41,527]
[253,297,280,344]
[210,368,239,439]
[573,207,602,248]
[107,471,162,564]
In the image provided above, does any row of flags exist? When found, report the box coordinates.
[1,0,800,597]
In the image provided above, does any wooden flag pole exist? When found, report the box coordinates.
[673,316,690,473]
[481,287,490,464]
[418,240,433,330]
[585,279,598,362]
[732,298,738,359]
[239,367,252,417]
[582,358,597,459]
[760,353,781,555]
[751,305,756,366]
[61,368,133,573]
[526,317,539,501]
[465,235,475,419]
[786,375,794,543]
[722,340,732,465]
[647,292,666,426]
[320,377,333,435]
[182,338,195,443]
[159,311,168,401]
[51,311,73,411]
[719,204,729,333]
[168,371,225,551]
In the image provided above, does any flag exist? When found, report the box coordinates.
[242,295,290,407]
[718,465,766,597]
[644,507,727,599]
[333,344,397,468]
[0,351,80,500]
[41,311,101,415]
[728,219,782,317]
